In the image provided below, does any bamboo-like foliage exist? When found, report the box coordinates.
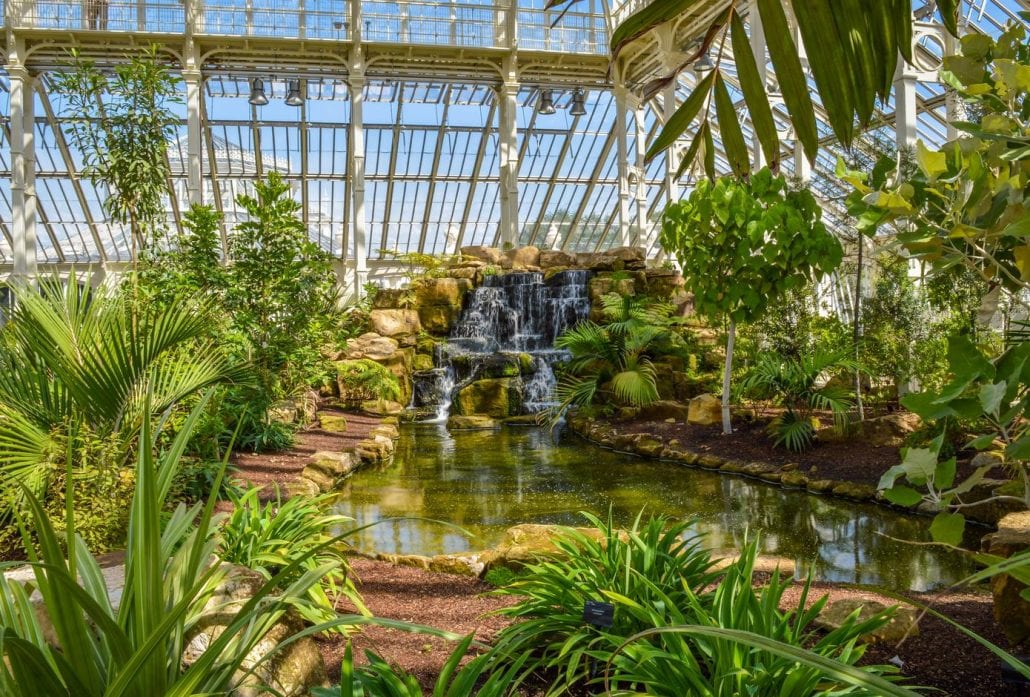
[546,0,961,179]
[0,275,242,507]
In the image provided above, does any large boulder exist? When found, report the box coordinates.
[982,511,1030,647]
[507,245,540,269]
[608,246,647,270]
[184,564,329,696]
[460,246,505,265]
[479,524,617,571]
[454,377,522,418]
[688,393,722,426]
[345,332,399,362]
[861,412,922,448]
[815,599,918,644]
[539,250,577,269]
[308,451,357,480]
[372,288,412,310]
[447,415,501,430]
[378,348,415,405]
[369,309,421,339]
[414,278,473,335]
[638,400,690,422]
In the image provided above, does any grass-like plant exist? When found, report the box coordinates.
[603,538,906,696]
[741,350,856,451]
[314,635,529,697]
[485,513,719,693]
[0,392,368,696]
[218,487,369,629]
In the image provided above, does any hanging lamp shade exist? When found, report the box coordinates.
[248,77,269,106]
[285,80,304,107]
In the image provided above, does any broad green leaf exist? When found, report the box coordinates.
[916,140,948,179]
[675,122,708,179]
[883,485,923,507]
[900,447,939,484]
[900,391,954,420]
[936,457,957,490]
[929,512,966,546]
[979,381,1007,416]
[790,0,854,142]
[1015,246,1030,280]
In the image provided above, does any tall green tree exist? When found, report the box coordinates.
[660,169,842,434]
[51,45,181,260]
[226,172,339,415]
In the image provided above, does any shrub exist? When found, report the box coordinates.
[0,393,363,695]
[218,488,368,629]
[741,350,856,452]
[486,513,718,692]
[336,359,403,405]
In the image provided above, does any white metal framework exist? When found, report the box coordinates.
[1,1,1027,293]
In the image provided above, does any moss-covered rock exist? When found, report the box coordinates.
[413,353,435,372]
[317,413,348,433]
[815,599,918,644]
[687,394,722,426]
[479,524,626,571]
[454,378,522,418]
[447,415,501,430]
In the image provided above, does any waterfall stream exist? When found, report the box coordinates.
[412,270,591,420]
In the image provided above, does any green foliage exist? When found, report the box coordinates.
[485,513,903,696]
[336,359,403,404]
[551,0,949,180]
[879,337,1030,543]
[50,45,181,256]
[741,351,857,452]
[0,393,363,696]
[481,566,519,588]
[137,172,341,452]
[551,293,680,421]
[661,169,843,432]
[218,488,368,630]
[384,251,459,282]
[603,540,904,696]
[661,171,842,325]
[485,513,720,693]
[315,636,527,697]
[843,24,1030,295]
[739,284,849,362]
[0,276,239,512]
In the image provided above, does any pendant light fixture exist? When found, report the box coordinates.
[285,79,304,107]
[569,88,587,116]
[248,77,268,106]
[537,88,556,115]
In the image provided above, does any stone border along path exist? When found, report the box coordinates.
[564,413,1004,527]
[285,413,402,498]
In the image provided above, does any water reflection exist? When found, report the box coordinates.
[332,423,976,591]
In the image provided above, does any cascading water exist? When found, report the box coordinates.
[411,270,591,419]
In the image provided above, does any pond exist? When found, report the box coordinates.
[332,423,978,592]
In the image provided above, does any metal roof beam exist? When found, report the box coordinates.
[454,99,497,253]
[380,85,406,259]
[417,85,451,255]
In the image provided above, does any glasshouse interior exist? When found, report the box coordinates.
[0,0,1029,695]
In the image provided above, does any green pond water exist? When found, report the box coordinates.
[332,423,978,592]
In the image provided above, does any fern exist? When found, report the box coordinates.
[336,359,402,403]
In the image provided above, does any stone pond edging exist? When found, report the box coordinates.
[564,413,1007,528]
[287,416,401,498]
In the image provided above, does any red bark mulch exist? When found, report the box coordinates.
[229,408,384,499]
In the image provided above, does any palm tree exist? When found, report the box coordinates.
[0,274,242,507]
[551,292,679,420]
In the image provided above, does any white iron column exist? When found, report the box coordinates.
[749,0,768,168]
[350,71,368,296]
[632,94,647,246]
[944,23,966,140]
[10,62,37,280]
[184,65,204,205]
[497,72,520,249]
[614,80,632,247]
[894,60,919,149]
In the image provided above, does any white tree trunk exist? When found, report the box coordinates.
[722,320,735,435]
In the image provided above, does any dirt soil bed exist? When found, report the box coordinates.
[623,416,900,485]
[230,409,384,498]
[322,559,1011,696]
